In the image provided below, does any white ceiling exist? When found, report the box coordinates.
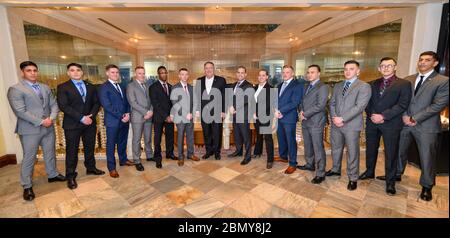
[1,0,445,50]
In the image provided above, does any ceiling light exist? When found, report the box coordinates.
[60,55,67,59]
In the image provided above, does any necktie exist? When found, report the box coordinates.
[379,79,388,96]
[342,81,351,97]
[279,81,288,96]
[414,75,425,96]
[184,85,189,95]
[162,83,168,96]
[306,84,313,95]
[114,83,123,98]
[76,82,86,102]
[31,84,44,104]
[234,81,242,94]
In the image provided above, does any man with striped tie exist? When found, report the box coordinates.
[57,63,105,189]
[327,60,371,191]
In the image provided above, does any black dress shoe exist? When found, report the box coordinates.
[311,176,325,184]
[240,159,251,165]
[156,161,163,169]
[325,170,341,177]
[420,186,433,201]
[23,187,35,201]
[48,174,66,183]
[135,163,145,171]
[86,168,105,175]
[227,151,243,158]
[166,155,178,160]
[376,175,402,182]
[67,178,78,190]
[146,157,155,162]
[215,154,221,160]
[266,162,273,169]
[358,171,375,180]
[386,184,396,196]
[297,165,315,171]
[251,154,261,158]
[347,181,357,191]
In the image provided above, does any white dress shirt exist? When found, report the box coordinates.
[205,76,214,94]
[254,82,267,103]
[414,70,434,89]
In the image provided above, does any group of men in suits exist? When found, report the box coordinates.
[296,52,448,202]
[7,50,448,202]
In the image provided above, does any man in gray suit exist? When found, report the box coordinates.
[126,66,154,171]
[7,61,66,201]
[327,60,371,191]
[298,65,329,184]
[394,51,449,201]
[170,68,200,166]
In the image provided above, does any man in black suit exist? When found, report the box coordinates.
[359,57,411,195]
[57,63,105,190]
[252,69,275,169]
[227,66,254,165]
[149,66,177,168]
[195,62,227,160]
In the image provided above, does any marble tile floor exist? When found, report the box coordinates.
[0,151,448,218]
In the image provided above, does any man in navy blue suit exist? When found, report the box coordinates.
[274,65,303,174]
[98,64,133,178]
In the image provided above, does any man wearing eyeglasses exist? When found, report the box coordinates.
[358,57,411,196]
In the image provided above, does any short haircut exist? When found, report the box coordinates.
[237,66,247,72]
[179,68,189,73]
[308,64,321,72]
[135,66,145,71]
[20,61,38,70]
[419,51,439,62]
[344,60,360,67]
[157,66,167,73]
[204,61,215,67]
[283,65,294,71]
[67,63,83,70]
[259,69,269,76]
[379,57,397,65]
[105,64,119,71]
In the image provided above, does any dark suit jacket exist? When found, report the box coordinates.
[365,76,412,130]
[57,79,100,130]
[149,80,173,123]
[277,79,304,124]
[196,75,227,115]
[229,80,253,122]
[98,81,130,127]
[254,83,275,126]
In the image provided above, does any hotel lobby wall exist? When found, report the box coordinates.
[1,4,446,163]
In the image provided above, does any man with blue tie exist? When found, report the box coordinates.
[98,64,133,178]
[57,63,105,189]
[7,61,66,201]
[327,60,371,191]
[274,65,303,174]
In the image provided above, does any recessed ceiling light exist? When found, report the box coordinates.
[60,55,67,59]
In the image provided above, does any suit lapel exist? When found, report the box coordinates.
[108,81,123,100]
[279,79,296,98]
[415,71,437,98]
[68,80,85,104]
[343,79,359,98]
[20,80,42,105]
